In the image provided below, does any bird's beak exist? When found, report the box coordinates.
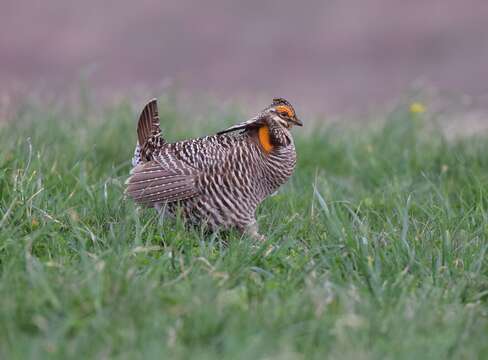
[292,116,303,127]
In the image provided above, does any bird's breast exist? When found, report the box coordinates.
[257,141,296,198]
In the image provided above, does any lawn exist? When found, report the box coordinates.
[0,96,487,359]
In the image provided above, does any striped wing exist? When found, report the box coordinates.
[125,160,197,206]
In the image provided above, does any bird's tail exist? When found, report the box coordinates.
[131,99,165,168]
[137,99,161,146]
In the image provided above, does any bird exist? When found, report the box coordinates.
[125,98,303,240]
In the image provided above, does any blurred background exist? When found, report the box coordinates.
[1,0,488,116]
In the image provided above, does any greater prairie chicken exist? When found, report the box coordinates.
[126,98,302,240]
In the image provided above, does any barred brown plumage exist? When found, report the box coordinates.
[126,98,303,240]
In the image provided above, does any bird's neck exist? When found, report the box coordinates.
[258,125,274,153]
[262,121,292,148]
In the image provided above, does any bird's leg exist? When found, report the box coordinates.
[243,222,266,242]
[154,203,165,216]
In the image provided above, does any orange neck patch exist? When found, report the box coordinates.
[258,125,273,153]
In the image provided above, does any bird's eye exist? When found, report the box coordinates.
[280,111,289,117]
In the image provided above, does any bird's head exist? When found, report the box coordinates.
[217,98,302,136]
[263,98,303,129]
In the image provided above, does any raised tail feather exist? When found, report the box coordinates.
[132,99,164,167]
[137,98,162,145]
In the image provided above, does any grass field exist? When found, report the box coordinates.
[1,96,487,359]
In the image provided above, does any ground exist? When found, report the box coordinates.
[0,96,487,359]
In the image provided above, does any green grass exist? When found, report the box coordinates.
[1,97,487,359]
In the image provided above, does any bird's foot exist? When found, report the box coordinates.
[244,223,277,256]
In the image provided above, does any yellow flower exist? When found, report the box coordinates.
[409,102,426,114]
[31,218,39,228]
